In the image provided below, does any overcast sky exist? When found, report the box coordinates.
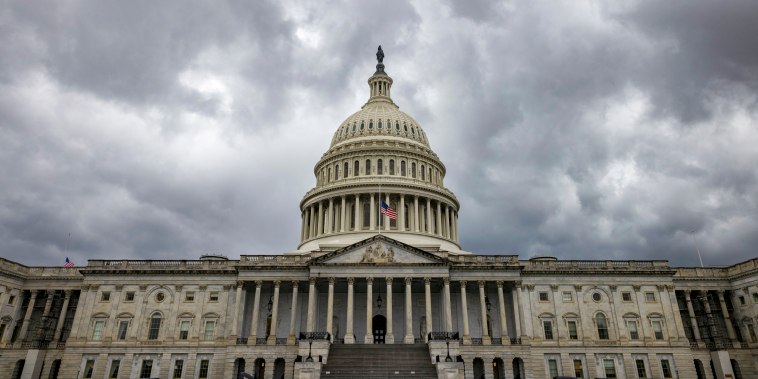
[2,1,757,267]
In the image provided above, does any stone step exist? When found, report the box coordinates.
[323,343,437,378]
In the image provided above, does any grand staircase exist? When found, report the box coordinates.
[321,343,437,379]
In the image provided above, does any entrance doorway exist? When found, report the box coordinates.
[372,315,386,344]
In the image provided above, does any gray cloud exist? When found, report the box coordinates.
[1,0,757,267]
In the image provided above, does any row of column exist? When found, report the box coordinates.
[682,289,739,344]
[301,193,458,242]
[1,290,73,345]
[235,278,518,345]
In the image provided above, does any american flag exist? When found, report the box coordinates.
[64,257,74,268]
[380,201,397,220]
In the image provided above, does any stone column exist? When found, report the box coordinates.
[414,196,420,232]
[512,283,522,338]
[41,291,54,318]
[385,277,394,343]
[479,281,491,345]
[326,277,335,342]
[426,198,433,234]
[496,281,509,343]
[425,277,433,342]
[717,290,738,343]
[231,282,243,338]
[354,195,361,231]
[288,282,299,344]
[345,278,355,344]
[317,202,324,236]
[327,197,334,234]
[684,290,702,342]
[404,277,414,343]
[370,194,376,230]
[249,281,262,341]
[399,195,406,231]
[267,281,281,345]
[309,205,316,238]
[53,290,72,342]
[340,196,347,232]
[444,278,453,332]
[301,210,307,241]
[460,281,471,344]
[306,278,316,332]
[445,206,451,239]
[453,211,458,242]
[18,290,38,341]
[436,201,442,236]
[365,277,374,344]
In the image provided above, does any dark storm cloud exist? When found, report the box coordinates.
[1,1,756,267]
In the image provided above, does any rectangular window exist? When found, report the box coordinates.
[604,359,617,378]
[8,295,15,304]
[109,360,121,379]
[101,292,111,302]
[661,359,672,378]
[539,292,549,301]
[117,320,129,340]
[173,360,184,379]
[125,291,135,302]
[203,320,216,340]
[747,323,757,343]
[562,292,573,302]
[622,292,633,302]
[209,292,219,302]
[179,320,190,340]
[0,324,6,341]
[547,359,558,377]
[635,359,647,378]
[597,317,609,340]
[185,292,195,302]
[573,359,584,378]
[568,320,578,340]
[645,292,656,302]
[84,360,95,378]
[140,360,153,378]
[543,320,553,340]
[148,317,161,340]
[652,320,664,340]
[628,320,639,340]
[753,293,758,303]
[739,296,746,305]
[199,359,209,379]
[92,320,105,340]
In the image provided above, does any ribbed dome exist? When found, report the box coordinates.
[330,102,430,148]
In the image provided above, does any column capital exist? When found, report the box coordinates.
[291,281,299,289]
[684,289,693,296]
[574,285,583,292]
[549,284,559,291]
[405,277,413,285]
[63,289,73,298]
[236,280,245,288]
[386,277,393,284]
[347,277,354,285]
[366,277,374,285]
[460,281,467,288]
[273,280,281,287]
[716,289,726,296]
[609,285,617,292]
[632,285,641,291]
[328,277,336,285]
[479,281,487,288]
[496,281,504,288]
[512,280,522,287]
[443,277,450,285]
[309,277,317,285]
[424,277,431,285]
[255,280,263,287]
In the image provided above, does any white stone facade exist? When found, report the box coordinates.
[1,50,757,379]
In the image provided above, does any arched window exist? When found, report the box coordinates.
[344,162,349,178]
[334,164,339,180]
[360,121,364,130]
[411,162,416,178]
[404,123,408,132]
[328,167,332,182]
[377,159,383,174]
[354,161,359,177]
[148,313,162,340]
[396,121,400,131]
[421,165,425,180]
[428,168,432,182]
[411,126,415,135]
[369,120,373,129]
[378,120,382,129]
[596,313,609,340]
[389,160,395,175]
[352,123,356,132]
[365,159,371,175]
[401,161,406,176]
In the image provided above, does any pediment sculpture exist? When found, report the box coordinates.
[361,242,395,263]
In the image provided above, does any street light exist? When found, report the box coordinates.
[376,294,382,310]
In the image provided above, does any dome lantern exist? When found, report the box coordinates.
[368,45,394,104]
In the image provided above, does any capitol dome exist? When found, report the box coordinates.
[296,47,463,254]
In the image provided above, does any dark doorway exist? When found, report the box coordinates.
[49,359,61,379]
[372,315,386,344]
[473,358,484,379]
[731,359,742,379]
[694,359,705,379]
[493,358,504,379]
[234,358,245,379]
[513,357,524,379]
[254,358,265,379]
[274,358,285,379]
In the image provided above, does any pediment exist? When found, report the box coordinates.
[312,235,445,265]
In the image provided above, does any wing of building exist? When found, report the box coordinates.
[2,47,757,379]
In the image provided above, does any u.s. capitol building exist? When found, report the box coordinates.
[1,48,757,379]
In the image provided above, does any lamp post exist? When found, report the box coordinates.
[445,335,453,362]
[305,339,314,362]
